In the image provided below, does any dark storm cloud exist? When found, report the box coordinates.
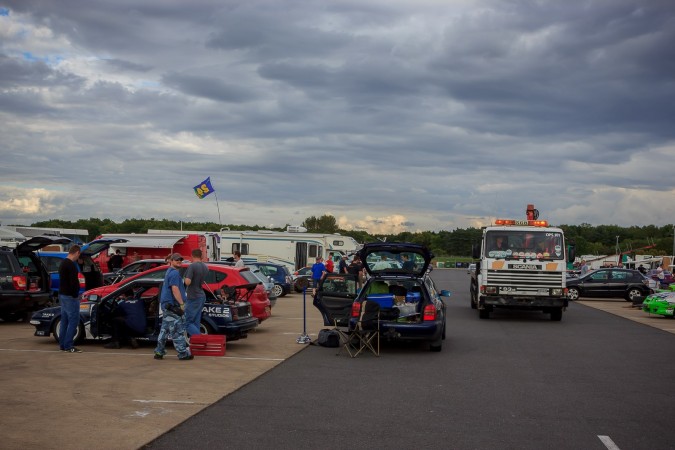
[1,0,674,230]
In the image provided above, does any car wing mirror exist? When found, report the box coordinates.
[440,289,451,297]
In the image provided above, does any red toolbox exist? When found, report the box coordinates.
[189,335,226,357]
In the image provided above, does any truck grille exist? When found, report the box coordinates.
[486,270,563,288]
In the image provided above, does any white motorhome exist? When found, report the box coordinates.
[218,227,360,271]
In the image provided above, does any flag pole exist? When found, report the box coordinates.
[213,191,222,226]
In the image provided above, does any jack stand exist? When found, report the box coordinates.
[296,287,311,344]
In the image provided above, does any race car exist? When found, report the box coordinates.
[30,278,259,345]
[642,291,675,318]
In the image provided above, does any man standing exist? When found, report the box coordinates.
[310,257,326,295]
[325,253,335,274]
[233,251,245,268]
[580,260,589,276]
[154,253,192,360]
[184,249,208,337]
[58,245,82,353]
[338,255,348,274]
[107,249,124,272]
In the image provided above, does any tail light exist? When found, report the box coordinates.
[351,302,361,317]
[12,275,27,290]
[78,273,85,289]
[423,304,437,321]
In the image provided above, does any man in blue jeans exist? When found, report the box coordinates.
[154,253,192,360]
[58,245,82,353]
[184,249,208,337]
[310,256,326,296]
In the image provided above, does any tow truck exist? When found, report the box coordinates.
[470,205,575,321]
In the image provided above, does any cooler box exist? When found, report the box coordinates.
[190,334,226,357]
[366,293,395,308]
[406,292,421,303]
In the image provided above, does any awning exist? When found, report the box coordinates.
[108,235,184,249]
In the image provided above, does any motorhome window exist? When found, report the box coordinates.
[332,240,344,246]
[309,245,318,258]
[231,243,249,255]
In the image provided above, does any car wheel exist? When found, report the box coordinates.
[272,284,285,298]
[567,287,580,301]
[550,308,563,321]
[199,322,214,335]
[52,317,84,344]
[479,308,490,319]
[626,288,643,302]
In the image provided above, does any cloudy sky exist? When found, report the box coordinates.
[1,1,674,234]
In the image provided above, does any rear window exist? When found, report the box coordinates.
[0,254,13,273]
[239,270,260,285]
[40,256,63,273]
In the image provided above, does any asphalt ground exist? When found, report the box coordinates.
[2,271,674,449]
[145,271,675,450]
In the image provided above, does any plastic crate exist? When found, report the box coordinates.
[366,293,394,308]
[189,334,226,357]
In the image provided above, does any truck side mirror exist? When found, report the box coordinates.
[472,244,480,260]
[568,245,576,263]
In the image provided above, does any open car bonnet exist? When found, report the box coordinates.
[357,242,433,277]
[80,238,129,257]
[16,235,72,253]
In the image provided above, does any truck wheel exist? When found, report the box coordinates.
[550,308,563,321]
[479,308,490,319]
[567,287,580,301]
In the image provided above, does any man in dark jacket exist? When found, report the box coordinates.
[104,297,147,349]
[59,245,82,353]
[107,250,124,272]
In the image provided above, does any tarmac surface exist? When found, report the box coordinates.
[1,271,674,449]
[0,290,323,450]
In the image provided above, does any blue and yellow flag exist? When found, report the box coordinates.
[194,177,215,199]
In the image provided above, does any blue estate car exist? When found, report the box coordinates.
[313,242,450,352]
[247,262,293,298]
[30,278,259,345]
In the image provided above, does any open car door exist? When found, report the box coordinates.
[312,273,358,326]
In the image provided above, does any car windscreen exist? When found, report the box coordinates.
[485,230,564,260]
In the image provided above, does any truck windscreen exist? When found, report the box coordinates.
[485,230,564,260]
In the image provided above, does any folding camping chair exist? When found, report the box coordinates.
[341,300,380,357]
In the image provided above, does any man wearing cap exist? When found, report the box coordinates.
[154,253,193,360]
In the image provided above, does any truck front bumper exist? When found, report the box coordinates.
[481,296,568,308]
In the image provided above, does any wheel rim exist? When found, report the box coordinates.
[272,284,284,298]
[628,289,641,300]
[568,288,579,300]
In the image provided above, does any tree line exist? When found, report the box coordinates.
[30,216,675,258]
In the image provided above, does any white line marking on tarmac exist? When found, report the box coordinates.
[133,400,201,405]
[598,435,621,450]
[0,348,285,361]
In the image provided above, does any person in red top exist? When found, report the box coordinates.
[325,253,334,273]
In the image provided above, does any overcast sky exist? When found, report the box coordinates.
[1,1,674,234]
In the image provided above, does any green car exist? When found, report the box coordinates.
[642,291,675,318]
